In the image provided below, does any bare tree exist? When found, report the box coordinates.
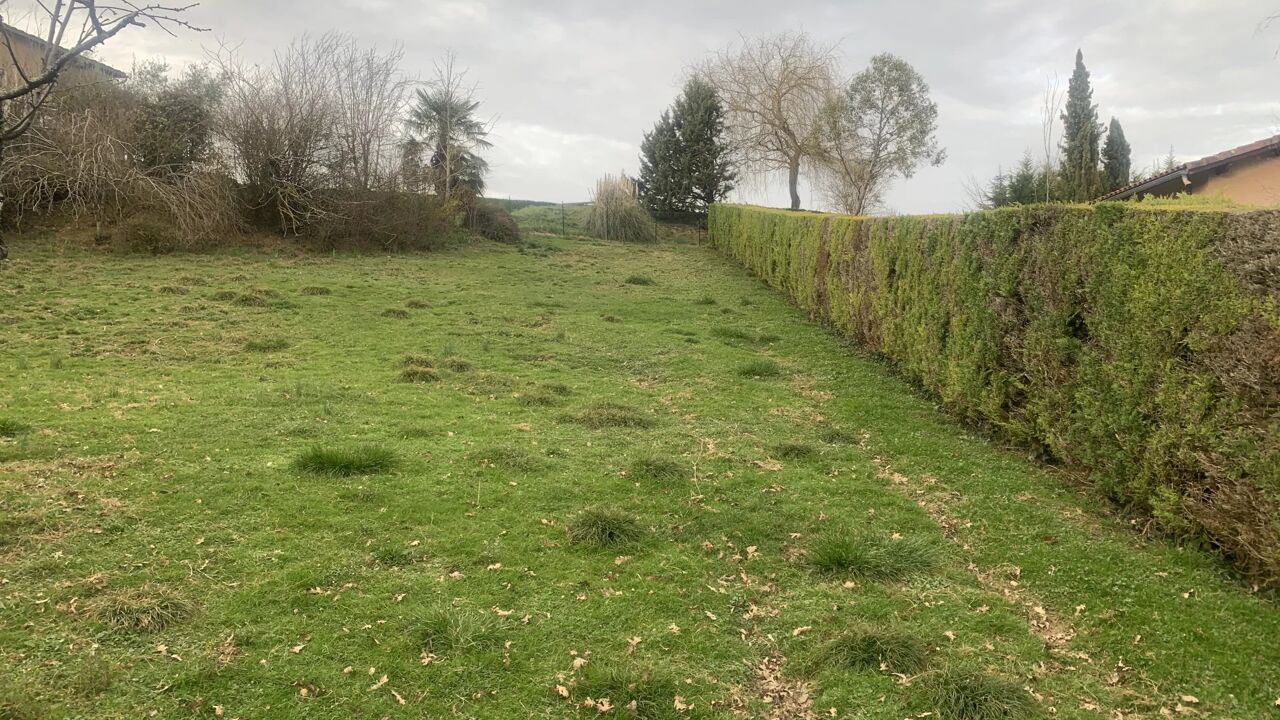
[0,0,202,259]
[816,53,944,216]
[698,32,837,210]
[1039,74,1064,202]
[329,37,410,192]
[213,33,339,232]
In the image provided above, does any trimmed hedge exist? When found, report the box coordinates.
[709,203,1280,586]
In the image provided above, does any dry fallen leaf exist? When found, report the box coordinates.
[556,685,570,698]
[626,636,643,655]
[369,674,388,692]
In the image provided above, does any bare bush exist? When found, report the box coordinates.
[587,174,653,243]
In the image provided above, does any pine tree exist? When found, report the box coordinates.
[674,77,736,211]
[1059,49,1103,202]
[637,110,684,212]
[638,78,735,213]
[1101,117,1131,191]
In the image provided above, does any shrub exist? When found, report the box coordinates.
[470,203,521,243]
[809,531,938,581]
[920,667,1033,720]
[709,203,1280,587]
[587,174,654,243]
[568,508,644,546]
[115,214,180,255]
[294,445,397,476]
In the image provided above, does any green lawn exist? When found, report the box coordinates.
[1,235,1276,719]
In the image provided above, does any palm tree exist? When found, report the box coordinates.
[406,54,492,202]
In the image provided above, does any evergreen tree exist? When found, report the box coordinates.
[638,78,735,213]
[1101,117,1131,191]
[637,110,684,211]
[674,77,736,211]
[1059,49,1103,202]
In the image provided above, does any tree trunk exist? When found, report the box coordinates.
[787,156,801,210]
[0,139,7,262]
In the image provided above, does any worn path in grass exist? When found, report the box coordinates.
[1,236,1276,719]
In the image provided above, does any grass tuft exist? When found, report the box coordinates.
[294,445,397,477]
[244,337,290,353]
[921,667,1034,720]
[473,445,543,471]
[562,402,656,429]
[415,607,494,656]
[625,274,656,286]
[570,662,685,719]
[694,295,717,305]
[401,354,435,368]
[299,286,332,296]
[630,457,685,482]
[774,442,817,460]
[568,508,644,547]
[0,420,31,438]
[815,627,930,674]
[441,358,474,372]
[405,300,430,309]
[712,326,780,344]
[156,285,189,295]
[809,531,938,581]
[381,308,410,319]
[738,358,783,378]
[400,367,441,383]
[88,585,193,632]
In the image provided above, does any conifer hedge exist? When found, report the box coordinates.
[709,203,1280,585]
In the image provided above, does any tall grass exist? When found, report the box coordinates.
[586,174,653,243]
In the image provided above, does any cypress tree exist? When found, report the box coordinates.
[637,110,683,212]
[1059,49,1103,202]
[1101,117,1132,191]
[638,78,735,213]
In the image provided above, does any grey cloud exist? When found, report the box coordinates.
[19,0,1278,211]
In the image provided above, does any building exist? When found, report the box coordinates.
[1097,134,1280,207]
[0,22,126,92]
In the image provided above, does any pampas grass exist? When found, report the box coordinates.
[586,174,654,243]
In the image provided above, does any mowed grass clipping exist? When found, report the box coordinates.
[3,236,1278,719]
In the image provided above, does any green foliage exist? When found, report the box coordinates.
[1059,49,1104,202]
[819,53,945,215]
[470,203,521,243]
[986,152,1052,207]
[709,202,1280,586]
[638,77,735,213]
[1101,117,1132,192]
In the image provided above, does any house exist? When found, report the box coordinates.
[0,22,126,92]
[1097,134,1280,206]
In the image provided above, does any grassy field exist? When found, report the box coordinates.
[1,234,1277,719]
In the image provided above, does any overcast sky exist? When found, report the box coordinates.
[13,0,1280,212]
